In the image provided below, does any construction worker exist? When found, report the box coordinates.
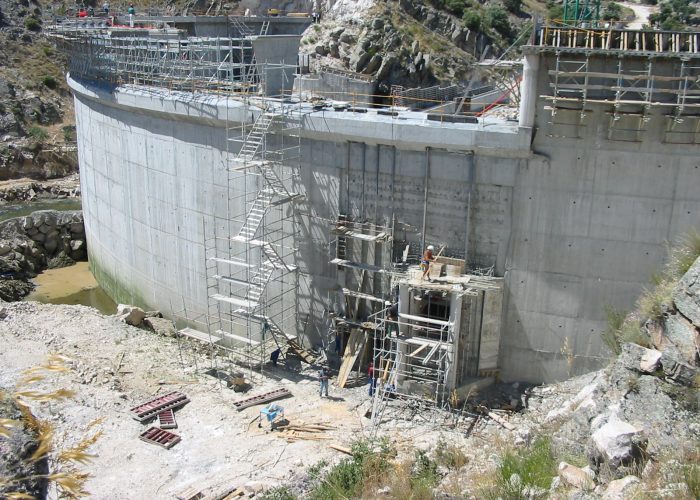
[421,245,435,280]
[127,4,135,15]
[368,362,377,396]
[319,366,329,397]
[387,302,399,337]
[270,348,281,367]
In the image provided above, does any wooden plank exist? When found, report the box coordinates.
[408,344,429,357]
[488,411,515,431]
[337,329,366,388]
[179,328,222,344]
[330,259,386,273]
[330,444,353,455]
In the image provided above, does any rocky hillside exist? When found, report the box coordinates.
[0,0,77,180]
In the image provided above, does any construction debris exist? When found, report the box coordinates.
[130,391,190,422]
[274,421,336,442]
[233,388,292,411]
[329,443,353,455]
[139,427,181,449]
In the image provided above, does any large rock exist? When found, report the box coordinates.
[673,256,700,328]
[116,304,146,326]
[602,475,640,499]
[558,462,594,490]
[590,409,645,468]
[663,313,698,366]
[143,317,176,337]
[639,348,662,373]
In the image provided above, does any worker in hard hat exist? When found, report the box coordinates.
[421,245,435,281]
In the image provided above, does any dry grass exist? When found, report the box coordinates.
[0,354,102,499]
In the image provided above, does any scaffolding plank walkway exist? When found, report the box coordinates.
[232,388,292,411]
[337,329,367,388]
[130,391,190,422]
[179,327,222,344]
[330,259,386,273]
[216,330,261,346]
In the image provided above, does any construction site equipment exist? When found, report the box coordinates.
[233,388,292,411]
[130,391,190,422]
[139,427,181,449]
[258,403,285,429]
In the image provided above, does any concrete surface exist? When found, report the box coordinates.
[69,47,700,382]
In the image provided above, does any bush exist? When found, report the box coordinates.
[490,437,556,499]
[41,76,58,90]
[503,0,522,13]
[445,0,469,16]
[259,486,297,500]
[463,9,482,31]
[27,126,48,141]
[24,17,41,31]
[485,5,512,38]
[602,2,624,20]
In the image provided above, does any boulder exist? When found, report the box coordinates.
[21,217,33,230]
[143,317,175,337]
[116,304,146,326]
[661,356,698,386]
[672,256,700,328]
[663,314,698,366]
[364,54,382,74]
[615,343,650,372]
[69,222,84,234]
[558,462,594,490]
[639,348,662,373]
[591,410,645,468]
[69,239,84,252]
[602,475,641,499]
[339,32,355,44]
[0,243,11,256]
[329,41,339,58]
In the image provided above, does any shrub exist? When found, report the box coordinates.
[445,0,469,16]
[259,486,297,500]
[41,76,58,90]
[24,17,41,31]
[503,0,522,13]
[485,5,512,38]
[463,9,482,31]
[602,2,624,20]
[490,437,556,499]
[27,126,49,141]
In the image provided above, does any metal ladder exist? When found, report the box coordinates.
[230,16,254,37]
[260,20,270,35]
[236,110,277,162]
[244,241,297,306]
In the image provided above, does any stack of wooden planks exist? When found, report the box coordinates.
[336,329,368,388]
[276,421,336,443]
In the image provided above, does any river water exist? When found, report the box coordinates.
[25,261,117,315]
[0,198,82,222]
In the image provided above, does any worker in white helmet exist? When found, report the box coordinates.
[421,245,435,281]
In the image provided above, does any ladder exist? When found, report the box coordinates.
[260,20,270,36]
[236,110,277,162]
[230,16,254,37]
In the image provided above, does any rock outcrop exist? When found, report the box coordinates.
[0,210,87,300]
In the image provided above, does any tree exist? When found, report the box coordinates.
[485,5,512,38]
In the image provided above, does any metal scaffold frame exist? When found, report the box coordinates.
[369,302,456,431]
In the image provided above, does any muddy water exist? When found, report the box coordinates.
[0,198,82,222]
[25,262,117,315]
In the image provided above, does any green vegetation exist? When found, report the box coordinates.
[27,125,49,141]
[485,5,513,39]
[463,9,482,31]
[24,17,41,31]
[259,486,297,500]
[503,0,523,14]
[479,437,556,499]
[602,2,623,20]
[41,75,58,90]
[546,0,564,20]
[649,0,697,30]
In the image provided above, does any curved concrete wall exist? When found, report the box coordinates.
[70,65,700,382]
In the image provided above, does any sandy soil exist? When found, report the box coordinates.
[0,301,372,499]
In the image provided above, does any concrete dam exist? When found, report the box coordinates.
[59,18,700,392]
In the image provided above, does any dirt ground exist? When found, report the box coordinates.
[0,301,375,498]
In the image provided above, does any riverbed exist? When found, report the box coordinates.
[25,261,117,315]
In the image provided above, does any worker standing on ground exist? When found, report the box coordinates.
[270,348,281,367]
[368,362,377,396]
[319,366,329,397]
[421,245,435,280]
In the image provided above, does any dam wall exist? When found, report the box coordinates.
[70,45,700,382]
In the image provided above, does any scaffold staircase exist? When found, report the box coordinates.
[236,110,278,162]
